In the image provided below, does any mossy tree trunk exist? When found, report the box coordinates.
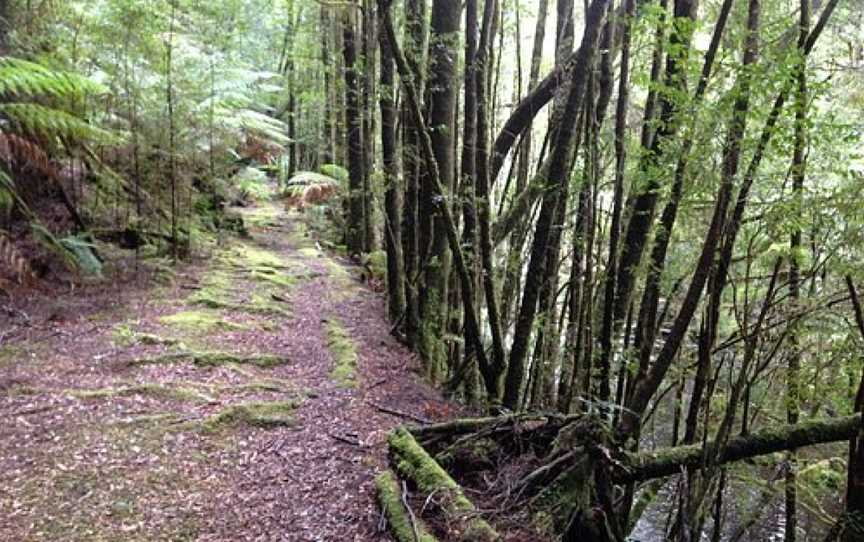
[379,20,405,323]
[400,0,427,349]
[342,6,366,255]
[418,0,460,381]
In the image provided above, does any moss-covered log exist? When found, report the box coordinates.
[617,414,862,483]
[388,427,499,541]
[375,470,438,542]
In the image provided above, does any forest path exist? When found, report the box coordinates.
[0,201,452,541]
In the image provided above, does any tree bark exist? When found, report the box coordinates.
[843,276,864,542]
[400,0,427,347]
[379,17,405,323]
[418,0,461,380]
[342,8,366,255]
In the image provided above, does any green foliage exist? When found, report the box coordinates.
[0,57,105,100]
[318,164,349,185]
[31,224,102,276]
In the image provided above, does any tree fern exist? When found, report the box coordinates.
[0,57,106,100]
[0,232,36,284]
[31,224,101,276]
[0,103,116,143]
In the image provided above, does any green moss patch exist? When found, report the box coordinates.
[326,320,358,387]
[228,244,290,271]
[225,380,290,394]
[130,350,289,369]
[201,400,299,432]
[190,291,290,317]
[113,324,180,347]
[322,259,359,301]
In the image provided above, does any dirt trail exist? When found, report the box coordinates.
[0,202,453,541]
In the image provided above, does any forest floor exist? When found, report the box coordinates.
[0,201,456,541]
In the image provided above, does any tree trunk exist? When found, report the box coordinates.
[417,0,460,381]
[473,0,507,401]
[379,15,405,323]
[342,8,366,255]
[361,0,377,252]
[400,0,427,348]
[785,1,809,539]
[843,276,864,542]
[502,0,611,411]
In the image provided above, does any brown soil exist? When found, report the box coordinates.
[0,202,456,542]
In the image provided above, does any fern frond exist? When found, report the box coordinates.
[59,235,102,276]
[318,164,349,184]
[0,57,106,99]
[31,223,85,275]
[218,108,289,148]
[0,169,34,217]
[0,132,56,177]
[0,103,117,143]
[286,171,341,187]
[0,232,36,284]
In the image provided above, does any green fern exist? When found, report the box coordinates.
[59,235,103,276]
[0,103,116,143]
[319,164,349,185]
[0,57,106,100]
[31,224,102,276]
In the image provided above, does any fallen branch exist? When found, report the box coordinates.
[329,431,361,446]
[370,401,430,425]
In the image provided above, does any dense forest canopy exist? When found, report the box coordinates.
[1,0,864,540]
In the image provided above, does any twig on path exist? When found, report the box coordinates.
[12,404,54,417]
[366,378,388,391]
[329,431,361,446]
[368,401,430,425]
[401,480,422,542]
[270,293,290,303]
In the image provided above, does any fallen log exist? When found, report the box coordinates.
[375,470,438,542]
[388,427,499,541]
[616,414,862,483]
